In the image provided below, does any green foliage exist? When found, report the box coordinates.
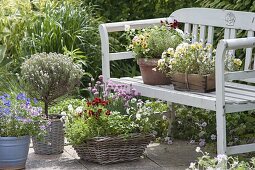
[83,0,197,22]
[126,24,183,59]
[173,105,255,148]
[0,0,101,77]
[21,52,84,117]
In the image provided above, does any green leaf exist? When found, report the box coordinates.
[0,45,6,64]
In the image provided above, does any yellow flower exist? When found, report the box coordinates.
[234,58,242,66]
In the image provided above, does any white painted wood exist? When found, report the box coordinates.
[184,23,191,34]
[227,143,255,155]
[226,102,255,113]
[170,8,255,31]
[110,77,217,111]
[207,26,214,45]
[215,40,228,154]
[192,24,198,43]
[99,24,111,81]
[224,28,230,39]
[103,18,166,32]
[245,31,254,70]
[200,25,206,44]
[225,70,255,81]
[100,8,255,156]
[109,52,134,61]
[229,29,236,55]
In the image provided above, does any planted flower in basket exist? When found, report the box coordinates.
[65,77,167,164]
[125,20,184,85]
[157,42,242,92]
[0,93,47,169]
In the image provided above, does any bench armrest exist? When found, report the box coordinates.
[215,37,255,107]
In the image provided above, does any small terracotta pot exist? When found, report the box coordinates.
[137,58,171,85]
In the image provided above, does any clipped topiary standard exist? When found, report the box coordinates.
[21,52,83,155]
[21,52,84,118]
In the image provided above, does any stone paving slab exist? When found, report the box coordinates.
[26,140,199,170]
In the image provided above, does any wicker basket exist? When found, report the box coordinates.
[32,119,64,155]
[73,133,153,164]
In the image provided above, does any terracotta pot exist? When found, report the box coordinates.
[137,58,171,85]
[171,73,215,93]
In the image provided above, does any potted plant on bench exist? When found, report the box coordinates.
[126,20,183,85]
[157,42,242,92]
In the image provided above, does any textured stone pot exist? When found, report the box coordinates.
[137,58,171,85]
[0,136,30,169]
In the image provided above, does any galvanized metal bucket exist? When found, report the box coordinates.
[0,136,30,169]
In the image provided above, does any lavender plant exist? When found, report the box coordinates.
[21,52,83,117]
[0,92,47,137]
[88,75,140,114]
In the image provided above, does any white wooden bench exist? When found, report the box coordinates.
[99,8,255,155]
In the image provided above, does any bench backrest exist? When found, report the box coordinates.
[99,8,255,80]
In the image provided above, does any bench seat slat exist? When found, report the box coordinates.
[110,77,255,111]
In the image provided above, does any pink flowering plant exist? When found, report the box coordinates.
[0,92,48,137]
[88,75,140,114]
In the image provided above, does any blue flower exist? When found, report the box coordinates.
[0,96,5,100]
[3,93,10,98]
[16,93,26,100]
[33,98,38,104]
[3,100,11,107]
[3,108,10,115]
[26,98,31,106]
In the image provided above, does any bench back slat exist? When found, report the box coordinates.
[192,24,198,43]
[245,31,254,70]
[200,25,206,45]
[184,23,191,34]
[170,8,255,71]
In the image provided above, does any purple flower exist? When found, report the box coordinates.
[92,88,97,93]
[0,96,5,100]
[3,93,10,98]
[3,100,11,107]
[33,98,38,104]
[199,139,206,147]
[2,108,10,115]
[26,98,31,106]
[16,93,26,100]
[39,125,46,131]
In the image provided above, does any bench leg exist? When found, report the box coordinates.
[216,107,227,155]
[167,102,176,137]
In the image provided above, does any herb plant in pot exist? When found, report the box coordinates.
[0,93,46,169]
[21,52,83,155]
[126,20,183,85]
[65,77,161,164]
[157,42,242,92]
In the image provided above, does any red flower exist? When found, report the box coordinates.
[170,19,178,29]
[87,102,92,107]
[88,110,94,116]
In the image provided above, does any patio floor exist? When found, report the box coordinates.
[26,140,200,170]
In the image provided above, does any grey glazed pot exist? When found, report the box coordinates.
[0,136,30,169]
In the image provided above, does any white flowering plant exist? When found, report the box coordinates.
[157,42,242,76]
[21,52,84,118]
[125,20,184,59]
[187,147,255,170]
